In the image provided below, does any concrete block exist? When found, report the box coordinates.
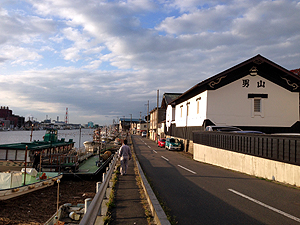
[294,167,300,186]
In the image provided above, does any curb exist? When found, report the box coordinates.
[130,136,171,225]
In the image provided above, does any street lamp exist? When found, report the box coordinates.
[122,116,125,132]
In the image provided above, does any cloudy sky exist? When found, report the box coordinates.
[0,0,299,125]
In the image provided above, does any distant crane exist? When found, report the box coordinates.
[65,107,68,124]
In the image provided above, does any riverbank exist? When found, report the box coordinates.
[0,179,97,224]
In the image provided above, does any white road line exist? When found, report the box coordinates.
[177,165,197,174]
[228,189,300,223]
[161,156,169,161]
[147,145,151,148]
[153,150,157,153]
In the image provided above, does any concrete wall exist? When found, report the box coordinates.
[194,143,300,187]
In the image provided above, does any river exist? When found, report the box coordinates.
[0,129,95,149]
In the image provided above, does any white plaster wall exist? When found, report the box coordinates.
[175,91,208,127]
[206,75,299,127]
[166,105,173,129]
[194,143,300,187]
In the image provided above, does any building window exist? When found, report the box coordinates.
[196,97,201,114]
[248,94,267,118]
[180,105,183,117]
[252,98,263,117]
[254,98,261,112]
[186,102,190,116]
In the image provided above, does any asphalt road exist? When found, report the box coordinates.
[132,135,300,225]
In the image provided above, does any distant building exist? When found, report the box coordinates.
[0,106,25,129]
[161,93,182,138]
[119,118,141,132]
[87,121,94,128]
[148,93,182,141]
[137,121,148,135]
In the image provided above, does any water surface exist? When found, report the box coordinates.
[0,129,94,149]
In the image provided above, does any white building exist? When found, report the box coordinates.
[166,55,300,152]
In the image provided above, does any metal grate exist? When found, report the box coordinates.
[254,99,261,112]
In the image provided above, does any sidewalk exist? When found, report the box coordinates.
[110,157,149,225]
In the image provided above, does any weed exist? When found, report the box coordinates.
[104,168,119,224]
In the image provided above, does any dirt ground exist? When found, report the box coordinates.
[0,179,97,225]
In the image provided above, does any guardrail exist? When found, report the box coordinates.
[79,153,118,225]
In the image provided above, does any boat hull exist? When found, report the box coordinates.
[0,172,63,200]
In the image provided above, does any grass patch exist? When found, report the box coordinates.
[103,167,119,225]
[134,164,154,224]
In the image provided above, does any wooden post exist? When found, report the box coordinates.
[156,89,159,143]
[39,151,42,173]
[24,145,28,185]
[30,124,34,142]
[57,179,60,212]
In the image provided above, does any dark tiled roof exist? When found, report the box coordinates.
[0,139,74,150]
[119,118,142,122]
[164,93,182,104]
[170,54,300,105]
[161,93,182,109]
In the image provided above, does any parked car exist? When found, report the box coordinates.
[141,131,147,137]
[232,130,265,134]
[158,138,166,147]
[165,138,182,150]
[205,126,242,132]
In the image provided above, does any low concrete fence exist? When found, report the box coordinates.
[194,143,300,187]
[193,131,300,166]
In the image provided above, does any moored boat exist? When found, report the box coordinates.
[63,146,117,180]
[83,140,102,153]
[0,169,62,200]
[0,128,75,172]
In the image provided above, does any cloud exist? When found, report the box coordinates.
[0,45,42,65]
[0,0,299,125]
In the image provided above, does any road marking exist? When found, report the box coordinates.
[178,165,197,174]
[161,156,169,161]
[153,150,157,153]
[228,189,300,223]
[148,145,151,148]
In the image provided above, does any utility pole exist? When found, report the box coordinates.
[65,107,68,124]
[122,116,125,132]
[129,114,132,134]
[139,111,142,135]
[156,89,159,143]
[146,101,149,138]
